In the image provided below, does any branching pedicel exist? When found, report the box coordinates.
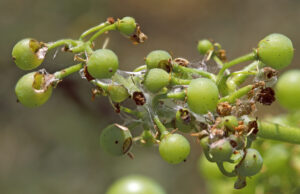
[12,16,297,189]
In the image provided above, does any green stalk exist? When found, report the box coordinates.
[133,65,147,72]
[216,52,257,84]
[153,115,168,139]
[258,121,300,144]
[88,24,117,43]
[218,85,253,103]
[170,76,191,85]
[90,80,109,90]
[47,39,79,50]
[79,22,109,40]
[172,63,216,82]
[54,63,83,79]
[226,61,260,93]
[120,106,142,118]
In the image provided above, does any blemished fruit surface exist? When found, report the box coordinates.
[209,139,234,162]
[87,49,119,79]
[187,78,219,114]
[100,124,132,156]
[275,70,300,111]
[145,50,172,69]
[106,175,166,194]
[144,68,170,93]
[236,148,263,177]
[116,16,136,36]
[197,39,213,55]
[15,72,53,108]
[257,33,294,69]
[159,133,190,164]
[12,38,44,70]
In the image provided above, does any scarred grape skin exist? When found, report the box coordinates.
[236,148,263,177]
[15,72,53,108]
[159,133,190,164]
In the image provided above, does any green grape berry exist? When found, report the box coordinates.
[236,148,263,177]
[275,70,300,111]
[197,39,213,55]
[145,50,172,69]
[144,68,170,93]
[264,144,289,174]
[159,133,190,164]
[209,139,234,162]
[175,108,193,133]
[222,116,238,132]
[116,16,137,36]
[12,38,45,70]
[197,154,223,180]
[187,78,219,114]
[257,33,294,69]
[15,72,53,108]
[106,175,166,194]
[100,124,132,156]
[228,135,245,150]
[87,49,119,79]
[107,84,129,103]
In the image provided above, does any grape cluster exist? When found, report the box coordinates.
[12,17,295,189]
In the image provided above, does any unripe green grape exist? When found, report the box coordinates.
[87,49,119,79]
[275,70,300,111]
[264,144,289,174]
[106,175,166,194]
[228,135,244,150]
[199,136,210,151]
[197,155,223,180]
[187,78,219,114]
[257,33,294,69]
[107,84,129,103]
[12,38,44,70]
[175,109,193,133]
[209,139,234,162]
[197,39,213,55]
[15,72,52,108]
[236,148,263,177]
[222,116,238,132]
[159,133,190,164]
[100,124,132,156]
[145,50,172,69]
[144,68,170,93]
[116,16,137,36]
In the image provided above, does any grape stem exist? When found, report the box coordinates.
[88,24,117,43]
[172,63,216,82]
[258,121,300,144]
[54,63,83,79]
[216,52,257,84]
[153,115,168,139]
[47,39,79,50]
[79,22,109,40]
[218,85,253,103]
[120,106,143,118]
[216,162,236,177]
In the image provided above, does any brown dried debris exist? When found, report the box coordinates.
[257,87,275,105]
[174,58,190,67]
[130,24,148,44]
[179,109,191,124]
[83,65,95,81]
[107,17,115,24]
[248,119,259,135]
[232,99,256,117]
[217,102,232,116]
[217,49,227,62]
[263,67,278,79]
[132,91,146,105]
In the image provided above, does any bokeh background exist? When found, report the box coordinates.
[1,0,300,193]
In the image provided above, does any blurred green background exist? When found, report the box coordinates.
[1,0,299,193]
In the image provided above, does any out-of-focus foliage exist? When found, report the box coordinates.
[1,0,299,193]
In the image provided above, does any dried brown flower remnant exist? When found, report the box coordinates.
[263,67,278,79]
[179,109,191,124]
[84,65,95,81]
[217,102,232,116]
[107,17,115,24]
[133,91,146,105]
[248,119,259,135]
[174,58,190,67]
[217,49,227,62]
[257,87,275,105]
[130,25,147,44]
